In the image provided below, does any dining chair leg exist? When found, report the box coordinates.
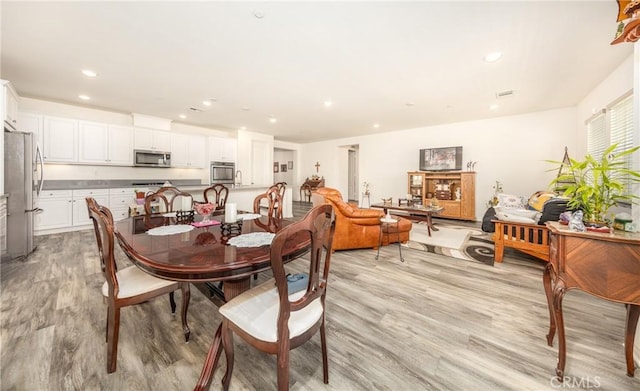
[276,348,290,391]
[169,291,177,314]
[105,307,110,343]
[320,317,329,384]
[106,306,120,373]
[221,320,235,391]
[180,282,191,342]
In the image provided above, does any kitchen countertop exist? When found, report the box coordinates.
[42,180,270,191]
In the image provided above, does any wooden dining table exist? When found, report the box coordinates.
[114,213,311,391]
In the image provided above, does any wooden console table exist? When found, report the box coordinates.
[300,177,325,202]
[543,222,640,380]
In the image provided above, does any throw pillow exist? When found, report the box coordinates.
[497,193,525,209]
[528,191,556,212]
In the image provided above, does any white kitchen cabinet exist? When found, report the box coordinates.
[109,187,137,221]
[108,125,134,165]
[134,127,171,151]
[209,136,237,162]
[71,189,109,227]
[171,133,206,168]
[78,121,133,165]
[43,116,78,163]
[78,121,108,164]
[36,189,110,232]
[3,81,19,130]
[17,112,43,147]
[36,190,74,231]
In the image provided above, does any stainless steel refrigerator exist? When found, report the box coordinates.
[3,130,43,261]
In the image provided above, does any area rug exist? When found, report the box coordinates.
[403,222,495,266]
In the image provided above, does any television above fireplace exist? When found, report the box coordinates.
[419,146,463,171]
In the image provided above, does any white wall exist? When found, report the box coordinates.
[302,107,578,220]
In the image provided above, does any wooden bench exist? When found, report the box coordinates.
[492,219,550,263]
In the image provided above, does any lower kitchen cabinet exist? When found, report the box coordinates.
[36,189,109,233]
[72,189,109,226]
[37,190,74,231]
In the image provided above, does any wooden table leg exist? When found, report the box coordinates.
[193,277,252,391]
[625,304,639,377]
[543,263,556,346]
[553,280,568,380]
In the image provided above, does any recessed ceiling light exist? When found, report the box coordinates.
[239,126,247,131]
[489,104,499,110]
[202,98,216,107]
[324,100,333,108]
[269,116,277,124]
[81,69,98,77]
[373,123,380,128]
[484,52,502,63]
[179,114,187,119]
[241,107,250,111]
[78,94,90,101]
[405,102,415,107]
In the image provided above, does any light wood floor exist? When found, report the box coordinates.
[1,203,638,390]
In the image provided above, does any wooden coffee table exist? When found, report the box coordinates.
[371,203,443,236]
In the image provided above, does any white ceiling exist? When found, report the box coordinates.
[0,1,633,143]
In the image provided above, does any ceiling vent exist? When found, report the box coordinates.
[496,90,514,98]
[189,107,203,112]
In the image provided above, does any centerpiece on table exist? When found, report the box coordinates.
[549,143,640,230]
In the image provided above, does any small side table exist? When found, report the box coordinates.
[375,216,404,262]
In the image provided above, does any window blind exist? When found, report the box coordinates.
[587,112,606,159]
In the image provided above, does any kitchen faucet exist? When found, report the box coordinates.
[235,170,242,186]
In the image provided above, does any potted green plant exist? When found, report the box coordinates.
[549,144,640,225]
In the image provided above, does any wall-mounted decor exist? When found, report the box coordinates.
[288,161,293,169]
[273,162,279,173]
[281,164,287,172]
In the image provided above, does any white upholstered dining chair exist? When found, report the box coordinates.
[86,197,191,373]
[219,204,336,390]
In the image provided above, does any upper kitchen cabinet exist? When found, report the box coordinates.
[43,116,78,163]
[171,133,206,168]
[78,121,133,165]
[17,112,43,147]
[2,81,19,130]
[134,127,171,151]
[209,136,237,162]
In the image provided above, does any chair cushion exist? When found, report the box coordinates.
[219,279,324,343]
[102,266,177,298]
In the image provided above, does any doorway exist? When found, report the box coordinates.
[347,145,359,202]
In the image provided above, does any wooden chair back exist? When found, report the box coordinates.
[144,186,193,214]
[253,187,283,219]
[271,203,335,322]
[220,204,336,390]
[86,197,118,295]
[203,184,229,213]
[86,196,191,373]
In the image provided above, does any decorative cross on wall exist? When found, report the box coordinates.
[315,161,320,173]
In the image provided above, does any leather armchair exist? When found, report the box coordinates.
[314,187,412,251]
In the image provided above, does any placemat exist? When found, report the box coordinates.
[147,225,194,236]
[227,232,275,247]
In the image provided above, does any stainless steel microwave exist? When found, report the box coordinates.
[134,150,171,167]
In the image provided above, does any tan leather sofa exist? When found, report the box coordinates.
[314,187,412,251]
